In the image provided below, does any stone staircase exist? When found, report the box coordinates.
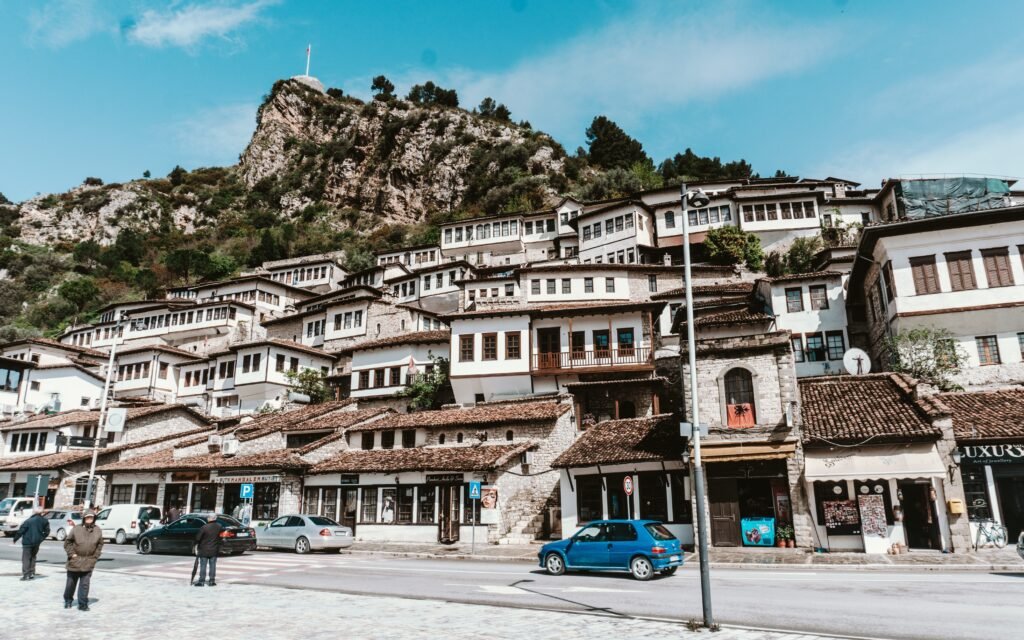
[494,488,559,545]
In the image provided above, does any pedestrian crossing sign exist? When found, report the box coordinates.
[240,483,254,499]
[469,481,481,500]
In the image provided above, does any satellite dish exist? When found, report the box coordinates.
[843,348,871,376]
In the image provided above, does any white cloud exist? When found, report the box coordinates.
[27,0,113,48]
[126,0,276,49]
[354,5,840,141]
[171,103,257,166]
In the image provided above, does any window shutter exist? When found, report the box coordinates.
[910,256,938,295]
[982,248,1014,287]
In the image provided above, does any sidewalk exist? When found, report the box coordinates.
[0,560,840,640]
[341,540,1024,570]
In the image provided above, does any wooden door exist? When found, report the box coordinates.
[338,488,356,534]
[709,479,742,547]
[438,485,460,544]
[536,328,561,369]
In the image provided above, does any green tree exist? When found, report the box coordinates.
[478,97,510,121]
[401,356,450,411]
[326,87,344,99]
[704,226,764,270]
[163,248,209,284]
[784,235,822,274]
[629,161,664,191]
[585,116,649,170]
[285,367,329,404]
[658,148,753,183]
[134,268,160,297]
[168,165,187,187]
[142,170,151,179]
[83,177,103,186]
[0,192,10,205]
[58,277,100,311]
[884,327,968,391]
[72,240,102,267]
[371,75,395,101]
[198,252,237,281]
[406,81,459,107]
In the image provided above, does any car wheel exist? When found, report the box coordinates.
[544,552,565,576]
[56,528,67,541]
[295,536,311,554]
[660,566,678,577]
[115,529,128,545]
[630,556,654,581]
[138,538,153,555]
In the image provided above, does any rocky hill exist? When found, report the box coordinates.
[7,78,572,247]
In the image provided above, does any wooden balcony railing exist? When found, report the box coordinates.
[531,347,652,371]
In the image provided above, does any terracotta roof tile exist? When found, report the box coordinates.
[551,415,683,468]
[228,338,336,360]
[98,447,307,472]
[651,282,753,300]
[939,389,1024,442]
[346,400,570,432]
[4,337,107,358]
[234,400,357,441]
[310,442,534,474]
[0,404,207,432]
[331,330,450,356]
[800,374,946,446]
[759,270,843,284]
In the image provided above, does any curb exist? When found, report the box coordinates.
[339,549,537,563]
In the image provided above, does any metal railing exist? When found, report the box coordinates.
[531,347,652,371]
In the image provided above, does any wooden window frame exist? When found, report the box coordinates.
[981,247,1015,288]
[504,332,521,360]
[481,333,498,361]
[809,285,829,310]
[785,287,804,313]
[909,255,941,295]
[944,250,977,291]
[459,335,475,362]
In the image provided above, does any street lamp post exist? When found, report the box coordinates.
[82,313,126,511]
[681,182,714,627]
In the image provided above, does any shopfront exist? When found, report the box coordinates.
[706,460,792,547]
[959,443,1024,543]
[220,474,284,521]
[303,471,487,544]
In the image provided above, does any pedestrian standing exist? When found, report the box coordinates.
[193,513,223,587]
[63,511,103,611]
[13,507,50,580]
[168,504,181,523]
[139,508,151,534]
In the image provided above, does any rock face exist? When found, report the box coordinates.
[10,78,569,245]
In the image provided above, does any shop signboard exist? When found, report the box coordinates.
[857,494,887,536]
[171,471,210,482]
[959,444,1024,465]
[339,475,359,485]
[215,474,280,484]
[426,473,464,484]
[740,517,775,546]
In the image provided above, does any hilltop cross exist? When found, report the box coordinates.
[305,44,311,77]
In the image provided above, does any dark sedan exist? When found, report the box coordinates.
[136,514,256,556]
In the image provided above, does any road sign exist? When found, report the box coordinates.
[239,483,254,499]
[26,473,50,497]
[468,481,481,500]
[623,475,634,496]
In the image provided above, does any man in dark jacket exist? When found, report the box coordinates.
[194,513,223,587]
[64,510,103,611]
[13,506,50,580]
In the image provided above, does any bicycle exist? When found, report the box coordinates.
[974,518,1007,550]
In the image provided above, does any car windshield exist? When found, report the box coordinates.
[217,515,243,527]
[309,516,340,527]
[0,498,16,515]
[644,523,677,541]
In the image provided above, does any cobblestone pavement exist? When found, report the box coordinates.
[0,560,842,640]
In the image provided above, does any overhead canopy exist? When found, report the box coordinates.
[804,444,945,480]
[694,441,796,463]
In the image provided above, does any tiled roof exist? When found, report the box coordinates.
[450,300,664,320]
[98,448,307,472]
[686,307,774,328]
[281,407,391,432]
[648,281,755,301]
[759,270,843,284]
[939,389,1024,442]
[0,404,207,432]
[3,337,107,358]
[799,374,947,446]
[234,400,357,441]
[31,362,106,382]
[345,400,571,432]
[310,442,534,474]
[0,425,213,471]
[331,330,450,356]
[117,344,204,359]
[552,415,683,468]
[563,376,666,389]
[228,338,335,360]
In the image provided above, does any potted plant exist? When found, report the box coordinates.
[775,527,787,547]
[778,525,794,548]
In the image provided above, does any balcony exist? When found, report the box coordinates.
[531,347,653,373]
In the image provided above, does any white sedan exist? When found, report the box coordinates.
[258,514,354,553]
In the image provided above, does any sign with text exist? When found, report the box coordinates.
[426,473,464,484]
[170,471,210,483]
[960,444,1024,465]
[215,475,281,484]
[239,483,254,499]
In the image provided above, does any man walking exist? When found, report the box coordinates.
[193,513,222,587]
[13,506,50,580]
[63,510,103,611]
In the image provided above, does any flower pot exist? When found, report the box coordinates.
[787,539,795,548]
[776,539,787,548]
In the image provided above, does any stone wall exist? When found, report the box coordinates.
[120,409,210,446]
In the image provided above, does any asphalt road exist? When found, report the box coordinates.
[4,540,1022,640]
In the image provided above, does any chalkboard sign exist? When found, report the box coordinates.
[857,494,887,536]
[823,499,860,534]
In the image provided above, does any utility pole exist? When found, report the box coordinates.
[83,313,125,511]
[681,182,714,627]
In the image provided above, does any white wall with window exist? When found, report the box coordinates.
[350,342,449,399]
[758,274,849,377]
[449,315,532,404]
[522,271,629,303]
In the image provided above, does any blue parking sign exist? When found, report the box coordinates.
[469,481,481,500]
[240,483,254,499]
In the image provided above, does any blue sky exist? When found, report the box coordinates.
[3,0,1024,202]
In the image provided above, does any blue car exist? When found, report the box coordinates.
[538,519,683,580]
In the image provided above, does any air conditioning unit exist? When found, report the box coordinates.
[207,435,223,452]
[222,438,239,456]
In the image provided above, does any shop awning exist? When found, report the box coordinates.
[804,444,945,480]
[692,441,797,463]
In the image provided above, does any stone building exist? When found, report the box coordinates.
[800,374,970,553]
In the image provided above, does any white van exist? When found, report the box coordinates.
[94,504,162,544]
[0,497,40,536]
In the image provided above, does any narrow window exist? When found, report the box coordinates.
[785,287,804,313]
[809,285,829,310]
[910,255,941,294]
[460,335,475,362]
[982,248,1014,287]
[945,251,976,291]
[976,336,1001,365]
